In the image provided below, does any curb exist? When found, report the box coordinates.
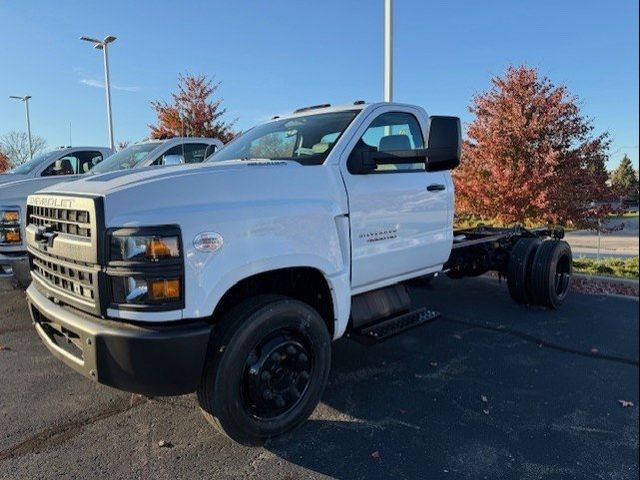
[573,274,639,288]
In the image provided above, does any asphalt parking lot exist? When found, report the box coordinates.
[1,277,638,480]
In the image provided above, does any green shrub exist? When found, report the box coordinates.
[573,257,639,279]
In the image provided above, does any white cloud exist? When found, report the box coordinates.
[80,78,140,92]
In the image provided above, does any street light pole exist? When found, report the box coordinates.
[80,35,117,150]
[9,95,33,159]
[384,0,393,102]
[101,40,115,151]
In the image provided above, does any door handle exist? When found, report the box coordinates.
[427,184,446,192]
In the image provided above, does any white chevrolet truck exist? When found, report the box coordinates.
[25,102,572,444]
[1,146,113,284]
[1,137,222,286]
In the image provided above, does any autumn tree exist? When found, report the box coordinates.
[149,74,236,143]
[0,131,48,166]
[454,65,611,227]
[0,151,10,173]
[610,154,638,200]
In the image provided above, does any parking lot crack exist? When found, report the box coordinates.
[0,394,147,462]
[439,318,639,367]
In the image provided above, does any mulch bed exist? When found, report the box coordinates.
[570,276,639,298]
[485,272,639,298]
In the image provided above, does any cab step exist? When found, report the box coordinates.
[348,307,440,345]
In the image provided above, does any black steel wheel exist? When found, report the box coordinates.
[197,295,331,445]
[530,240,573,309]
[507,238,541,304]
[243,331,313,419]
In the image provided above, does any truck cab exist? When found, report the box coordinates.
[1,137,222,286]
[24,102,571,444]
[0,146,113,185]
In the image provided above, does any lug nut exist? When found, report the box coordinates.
[297,353,308,364]
[286,345,296,355]
[261,371,272,381]
[262,389,273,400]
[270,352,281,363]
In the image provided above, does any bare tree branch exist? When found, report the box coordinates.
[0,131,48,167]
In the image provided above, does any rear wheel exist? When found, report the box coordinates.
[197,295,331,445]
[530,240,572,309]
[507,238,541,304]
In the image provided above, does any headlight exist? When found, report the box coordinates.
[0,208,21,245]
[110,232,181,262]
[111,276,182,305]
[107,226,184,310]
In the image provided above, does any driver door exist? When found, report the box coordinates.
[341,108,453,290]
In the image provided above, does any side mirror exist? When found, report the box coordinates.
[347,115,462,175]
[162,154,185,166]
[425,116,461,172]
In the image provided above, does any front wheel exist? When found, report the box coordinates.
[197,295,332,445]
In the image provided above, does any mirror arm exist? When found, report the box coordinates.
[362,148,428,165]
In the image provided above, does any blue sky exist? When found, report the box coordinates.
[0,0,638,169]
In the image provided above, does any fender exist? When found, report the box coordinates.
[199,254,352,340]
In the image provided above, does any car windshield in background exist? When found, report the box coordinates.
[91,142,160,174]
[6,151,57,174]
[210,110,359,166]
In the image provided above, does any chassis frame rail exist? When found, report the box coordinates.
[445,224,565,278]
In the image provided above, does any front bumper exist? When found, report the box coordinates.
[0,251,30,286]
[26,284,213,396]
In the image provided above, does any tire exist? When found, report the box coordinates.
[197,295,332,445]
[507,238,541,304]
[530,240,573,309]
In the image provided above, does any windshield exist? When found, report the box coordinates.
[6,150,57,174]
[210,110,359,166]
[90,142,160,174]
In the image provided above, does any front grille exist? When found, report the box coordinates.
[30,249,97,306]
[29,206,92,238]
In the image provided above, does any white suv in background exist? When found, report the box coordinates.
[0,137,223,286]
[89,137,223,175]
[0,146,113,185]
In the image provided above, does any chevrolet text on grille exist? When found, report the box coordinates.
[29,197,75,208]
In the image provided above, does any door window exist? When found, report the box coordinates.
[41,151,104,176]
[204,143,218,159]
[349,112,425,172]
[155,143,209,165]
[77,151,104,173]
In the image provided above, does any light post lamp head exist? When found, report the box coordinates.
[80,35,116,49]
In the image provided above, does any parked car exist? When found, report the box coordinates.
[1,146,112,284]
[0,137,223,286]
[0,146,113,186]
[23,102,572,444]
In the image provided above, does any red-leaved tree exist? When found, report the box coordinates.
[454,65,611,227]
[149,74,236,143]
[0,151,10,173]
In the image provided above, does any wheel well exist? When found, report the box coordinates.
[212,267,335,336]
